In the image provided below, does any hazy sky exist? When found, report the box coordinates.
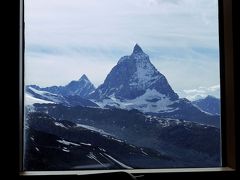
[25,0,220,100]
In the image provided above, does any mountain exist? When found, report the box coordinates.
[27,103,221,168]
[61,74,96,97]
[26,85,98,107]
[25,111,185,170]
[26,74,98,107]
[26,86,69,106]
[25,45,220,126]
[192,95,220,115]
[155,98,220,127]
[23,44,221,170]
[28,74,95,98]
[89,44,178,101]
[88,44,219,126]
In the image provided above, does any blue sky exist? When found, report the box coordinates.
[25,0,220,100]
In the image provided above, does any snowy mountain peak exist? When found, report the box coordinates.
[27,74,96,99]
[79,74,89,82]
[64,75,95,97]
[90,45,178,101]
[132,44,144,54]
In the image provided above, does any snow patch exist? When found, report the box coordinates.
[28,87,67,104]
[104,153,133,169]
[55,122,68,129]
[57,139,81,146]
[62,147,70,152]
[95,89,174,113]
[111,137,124,143]
[80,142,92,146]
[158,120,170,127]
[131,54,160,90]
[87,152,106,167]
[140,148,148,156]
[76,124,112,136]
[98,147,106,152]
[129,144,136,148]
[25,93,54,105]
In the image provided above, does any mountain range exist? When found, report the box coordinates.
[27,74,95,98]
[25,104,220,170]
[26,44,220,127]
[26,75,98,107]
[24,44,221,170]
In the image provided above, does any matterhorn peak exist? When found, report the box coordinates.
[90,44,179,101]
[132,44,144,54]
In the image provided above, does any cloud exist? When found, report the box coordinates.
[180,84,220,101]
[25,0,219,50]
[25,53,116,87]
[207,84,220,92]
[183,89,206,94]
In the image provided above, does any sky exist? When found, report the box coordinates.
[25,0,220,100]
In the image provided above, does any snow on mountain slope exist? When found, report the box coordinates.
[76,123,112,136]
[27,87,68,105]
[25,93,55,106]
[30,74,96,98]
[119,45,160,89]
[25,44,220,127]
[129,46,162,89]
[94,89,176,113]
[89,44,179,113]
[26,85,99,107]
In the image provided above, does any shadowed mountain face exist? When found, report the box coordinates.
[31,104,220,164]
[192,96,220,115]
[24,111,184,170]
[24,106,221,170]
